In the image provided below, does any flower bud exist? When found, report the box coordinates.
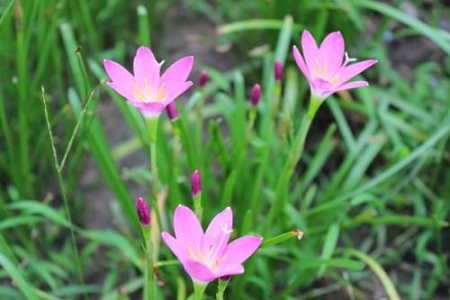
[274,60,283,82]
[135,197,151,226]
[250,84,261,106]
[191,170,202,197]
[166,102,179,121]
[198,71,210,88]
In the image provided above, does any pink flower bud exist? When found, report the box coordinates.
[191,170,202,197]
[198,71,210,87]
[135,197,151,226]
[166,101,179,121]
[274,60,283,82]
[250,84,261,106]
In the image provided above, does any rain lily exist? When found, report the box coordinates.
[161,205,262,283]
[104,46,194,118]
[293,30,377,100]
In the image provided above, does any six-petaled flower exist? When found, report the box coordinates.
[104,46,194,118]
[293,30,377,100]
[162,205,262,284]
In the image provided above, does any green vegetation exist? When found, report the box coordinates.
[0,0,449,299]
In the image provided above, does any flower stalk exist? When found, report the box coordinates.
[135,198,154,300]
[265,94,321,231]
[216,278,230,300]
[191,170,203,220]
[146,117,160,197]
[193,282,207,300]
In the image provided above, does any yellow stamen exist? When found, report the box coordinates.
[331,75,339,84]
[323,60,328,79]
[156,82,167,102]
[131,78,167,103]
[195,245,206,263]
[188,244,196,260]
[132,84,146,101]
[211,254,228,270]
[314,59,323,78]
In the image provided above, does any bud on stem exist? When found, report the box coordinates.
[274,60,283,82]
[250,83,261,107]
[166,102,179,121]
[135,197,151,226]
[198,71,210,88]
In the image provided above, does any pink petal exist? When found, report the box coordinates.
[202,207,233,255]
[160,56,194,89]
[318,31,344,77]
[133,46,162,97]
[335,59,377,86]
[293,45,311,83]
[162,81,193,106]
[221,236,262,266]
[182,259,216,283]
[173,205,203,247]
[104,60,136,101]
[161,232,189,261]
[333,80,369,93]
[107,82,137,103]
[133,101,165,119]
[213,264,245,278]
[301,30,320,74]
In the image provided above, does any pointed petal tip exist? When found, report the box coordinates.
[136,45,151,53]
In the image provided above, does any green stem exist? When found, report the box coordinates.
[194,89,206,169]
[193,282,207,300]
[146,117,159,195]
[143,226,154,300]
[264,95,323,232]
[246,108,257,142]
[144,117,159,300]
[272,81,281,123]
[193,193,203,221]
[41,90,85,292]
[174,117,196,171]
[216,279,229,300]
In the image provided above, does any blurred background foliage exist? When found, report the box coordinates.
[0,0,449,299]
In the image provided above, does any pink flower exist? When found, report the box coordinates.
[104,46,194,118]
[293,30,377,100]
[162,205,262,283]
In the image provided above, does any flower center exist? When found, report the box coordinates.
[311,59,329,81]
[311,52,357,87]
[187,223,232,270]
[132,78,167,103]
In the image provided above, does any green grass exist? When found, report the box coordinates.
[1,0,449,299]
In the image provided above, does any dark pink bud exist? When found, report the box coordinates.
[191,170,202,197]
[250,84,261,106]
[274,60,283,82]
[220,275,232,281]
[135,197,151,226]
[166,102,179,121]
[198,71,210,87]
